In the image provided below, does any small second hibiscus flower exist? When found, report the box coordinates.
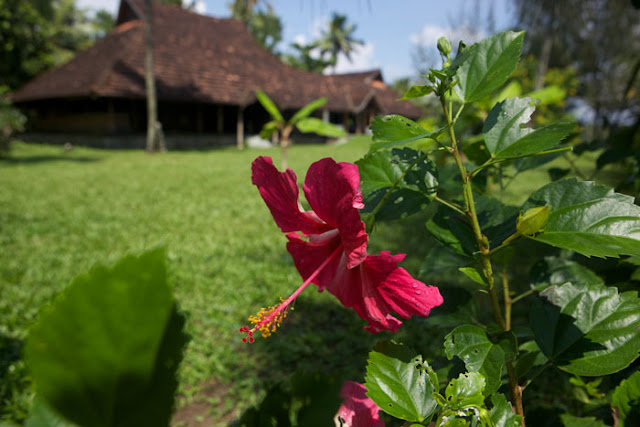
[241,156,443,341]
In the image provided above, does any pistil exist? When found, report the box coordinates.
[239,245,343,343]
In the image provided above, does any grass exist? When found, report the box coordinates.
[1,138,379,423]
[0,138,626,424]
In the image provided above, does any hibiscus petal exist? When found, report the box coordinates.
[302,158,367,268]
[325,252,444,333]
[286,231,342,292]
[336,381,384,427]
[251,156,331,234]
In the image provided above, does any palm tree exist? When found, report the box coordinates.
[316,13,364,74]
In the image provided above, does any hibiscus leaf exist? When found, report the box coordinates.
[420,244,470,278]
[522,179,640,258]
[364,341,437,422]
[357,148,438,223]
[489,393,523,427]
[483,97,575,159]
[611,371,640,427]
[369,114,444,152]
[454,31,525,103]
[398,85,434,100]
[443,372,488,416]
[445,325,517,395]
[426,195,517,256]
[25,249,188,427]
[530,281,640,376]
[529,256,603,293]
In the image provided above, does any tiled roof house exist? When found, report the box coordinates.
[12,0,423,148]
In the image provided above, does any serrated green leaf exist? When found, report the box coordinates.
[426,196,518,257]
[295,117,346,137]
[364,341,437,422]
[445,325,517,395]
[530,256,603,292]
[489,394,522,427]
[426,205,476,257]
[26,249,188,427]
[531,281,640,376]
[289,97,327,125]
[522,179,640,258]
[357,148,437,222]
[256,89,284,123]
[514,340,548,379]
[483,97,574,159]
[611,371,640,427]
[458,267,487,285]
[560,414,608,427]
[420,245,470,278]
[370,115,443,151]
[445,372,486,408]
[399,85,434,100]
[454,31,525,103]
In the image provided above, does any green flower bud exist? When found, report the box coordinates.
[517,206,551,235]
[437,36,452,56]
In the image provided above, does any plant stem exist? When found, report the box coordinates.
[501,271,512,331]
[440,97,525,423]
[434,194,466,215]
[469,146,573,178]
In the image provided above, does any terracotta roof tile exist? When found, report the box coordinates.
[13,0,423,118]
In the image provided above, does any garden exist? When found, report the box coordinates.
[1,2,640,426]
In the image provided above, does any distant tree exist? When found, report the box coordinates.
[0,0,55,90]
[316,13,363,73]
[229,1,282,53]
[91,10,115,39]
[514,0,640,116]
[281,42,333,73]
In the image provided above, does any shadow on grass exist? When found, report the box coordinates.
[0,334,31,422]
[1,155,102,165]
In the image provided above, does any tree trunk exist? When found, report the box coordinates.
[534,36,553,90]
[144,0,165,152]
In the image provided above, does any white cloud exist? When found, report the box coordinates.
[292,34,308,46]
[328,43,377,75]
[185,0,206,14]
[410,24,485,50]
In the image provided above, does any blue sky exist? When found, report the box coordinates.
[78,0,516,81]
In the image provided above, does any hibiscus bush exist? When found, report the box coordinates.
[19,31,640,426]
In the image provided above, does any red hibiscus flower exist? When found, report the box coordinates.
[335,381,384,427]
[239,156,442,342]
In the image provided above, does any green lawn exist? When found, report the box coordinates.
[0,139,621,424]
[1,138,382,423]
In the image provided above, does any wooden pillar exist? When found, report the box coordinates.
[217,105,224,134]
[322,109,329,122]
[236,106,244,149]
[355,113,362,134]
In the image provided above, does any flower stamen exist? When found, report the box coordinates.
[239,245,342,343]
